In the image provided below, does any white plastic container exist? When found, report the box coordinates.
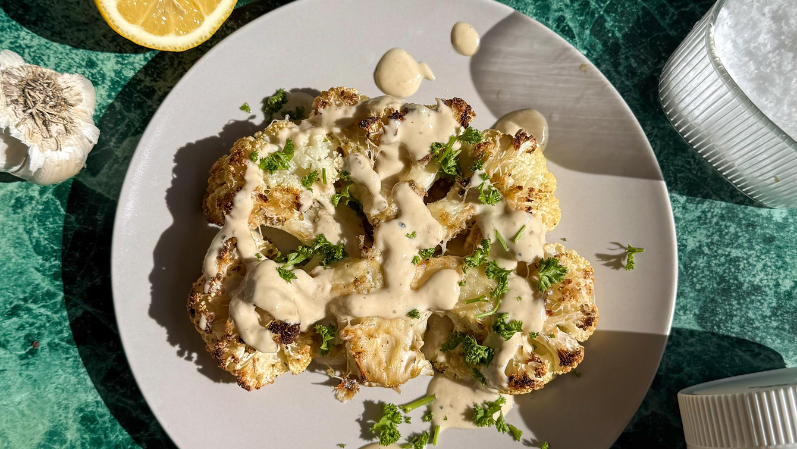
[660,0,797,208]
[678,368,797,448]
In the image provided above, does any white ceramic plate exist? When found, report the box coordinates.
[111,0,677,447]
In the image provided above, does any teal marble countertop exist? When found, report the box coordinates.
[1,0,795,447]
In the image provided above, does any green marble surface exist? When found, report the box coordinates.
[0,0,795,447]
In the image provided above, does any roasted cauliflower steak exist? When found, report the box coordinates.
[187,86,597,399]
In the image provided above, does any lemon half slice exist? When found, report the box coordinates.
[95,0,238,51]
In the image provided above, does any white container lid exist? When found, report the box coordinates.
[678,368,797,449]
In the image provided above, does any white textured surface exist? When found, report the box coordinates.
[679,368,797,448]
[714,0,797,142]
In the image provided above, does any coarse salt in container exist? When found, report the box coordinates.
[660,0,797,208]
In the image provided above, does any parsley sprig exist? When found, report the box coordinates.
[493,313,523,340]
[370,403,402,446]
[477,181,501,205]
[407,309,420,319]
[301,171,318,191]
[430,135,461,178]
[276,234,347,282]
[472,396,506,427]
[314,323,335,356]
[625,244,645,271]
[536,257,568,292]
[402,431,429,449]
[263,88,288,120]
[441,332,494,365]
[463,239,491,272]
[485,261,512,300]
[259,139,294,173]
[399,395,436,413]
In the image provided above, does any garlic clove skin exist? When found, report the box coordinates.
[0,50,100,185]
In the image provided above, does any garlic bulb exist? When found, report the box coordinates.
[0,50,100,185]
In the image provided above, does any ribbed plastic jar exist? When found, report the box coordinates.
[659,0,797,208]
[678,368,797,449]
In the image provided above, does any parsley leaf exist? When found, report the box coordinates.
[301,171,319,191]
[507,424,523,441]
[432,426,440,446]
[411,256,421,265]
[331,183,353,207]
[406,231,417,239]
[461,334,494,365]
[277,266,298,282]
[418,247,436,259]
[239,102,251,113]
[472,396,506,427]
[537,257,568,292]
[407,431,429,449]
[463,239,491,272]
[472,368,487,386]
[276,234,347,282]
[400,395,436,413]
[485,261,512,299]
[337,445,346,448]
[625,244,645,271]
[440,331,466,352]
[259,139,294,173]
[422,410,433,423]
[470,159,483,172]
[314,323,335,356]
[458,127,483,144]
[495,412,509,434]
[493,313,523,341]
[529,332,539,339]
[263,88,288,120]
[370,403,402,446]
[249,150,258,162]
[430,135,461,178]
[478,182,501,205]
[407,309,420,319]
[542,442,550,449]
[404,416,411,424]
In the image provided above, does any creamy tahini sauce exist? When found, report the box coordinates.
[499,275,545,334]
[476,201,545,268]
[336,182,461,319]
[428,375,514,431]
[495,109,549,151]
[484,332,534,389]
[451,22,481,56]
[374,48,435,98]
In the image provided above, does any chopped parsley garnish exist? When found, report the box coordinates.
[493,313,523,340]
[441,333,493,368]
[529,332,539,339]
[516,296,522,301]
[477,182,501,205]
[485,261,512,299]
[463,239,491,272]
[537,257,568,292]
[458,280,467,287]
[406,231,417,239]
[470,160,484,172]
[407,309,421,319]
[400,395,436,413]
[337,445,346,448]
[432,426,440,446]
[301,171,318,191]
[465,295,487,304]
[322,168,327,185]
[472,368,487,385]
[458,127,483,144]
[418,247,436,259]
[330,183,353,207]
[249,150,258,162]
[495,412,509,434]
[404,416,411,424]
[314,323,335,356]
[542,442,550,449]
[561,237,567,241]
[573,370,582,378]
[371,403,402,446]
[422,410,433,422]
[495,229,509,251]
[255,253,262,259]
[625,244,645,271]
[430,135,462,178]
[259,139,294,173]
[404,431,429,449]
[276,234,347,282]
[472,396,506,427]
[339,170,351,181]
[263,88,288,120]
[411,256,421,265]
[239,102,251,113]
[548,334,555,339]
[512,225,526,243]
[507,423,523,441]
[461,335,494,365]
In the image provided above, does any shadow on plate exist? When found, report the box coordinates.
[60,2,290,447]
[514,328,784,449]
[470,7,764,208]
